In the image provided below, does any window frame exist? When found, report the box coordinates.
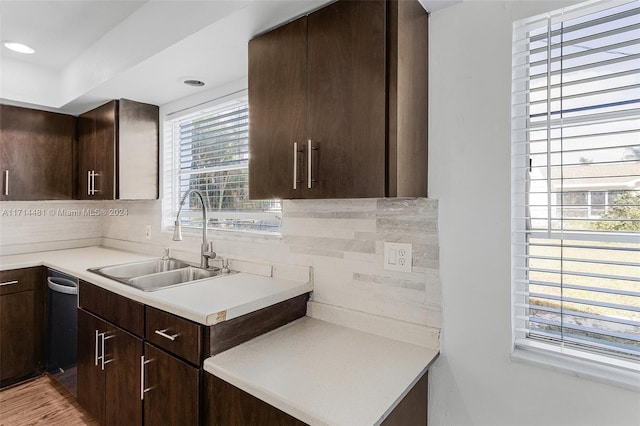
[162,90,282,236]
[510,0,640,387]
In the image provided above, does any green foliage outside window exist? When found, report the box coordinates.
[592,192,640,232]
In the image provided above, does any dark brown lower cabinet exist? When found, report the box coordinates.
[0,292,37,383]
[77,309,142,426]
[143,343,200,426]
[204,371,429,426]
[0,267,45,388]
[381,372,428,426]
[204,373,306,426]
[77,280,309,426]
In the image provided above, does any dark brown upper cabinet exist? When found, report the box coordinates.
[248,0,428,200]
[0,105,75,200]
[77,99,159,200]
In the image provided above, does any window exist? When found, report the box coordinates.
[511,0,639,372]
[164,92,281,233]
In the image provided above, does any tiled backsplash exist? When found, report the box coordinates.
[283,198,440,329]
[0,198,440,347]
[0,201,103,254]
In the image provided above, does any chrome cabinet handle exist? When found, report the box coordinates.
[96,330,115,371]
[293,142,298,190]
[140,356,153,400]
[0,280,18,287]
[307,140,318,189]
[293,142,305,190]
[92,171,99,195]
[3,170,8,196]
[308,140,312,189]
[95,330,101,366]
[88,170,99,195]
[154,329,178,341]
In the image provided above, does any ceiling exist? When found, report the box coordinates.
[0,0,460,115]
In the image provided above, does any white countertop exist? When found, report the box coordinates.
[0,247,313,325]
[204,316,439,426]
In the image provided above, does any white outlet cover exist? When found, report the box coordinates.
[384,242,412,272]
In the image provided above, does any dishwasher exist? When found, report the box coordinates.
[46,268,78,395]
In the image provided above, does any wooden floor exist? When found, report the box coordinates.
[0,375,98,426]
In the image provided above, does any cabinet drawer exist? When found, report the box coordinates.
[0,267,42,295]
[145,306,202,365]
[78,280,144,337]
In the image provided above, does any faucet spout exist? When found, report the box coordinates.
[173,189,216,269]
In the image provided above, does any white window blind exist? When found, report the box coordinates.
[164,94,281,233]
[511,0,640,367]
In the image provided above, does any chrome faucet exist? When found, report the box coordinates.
[172,189,216,269]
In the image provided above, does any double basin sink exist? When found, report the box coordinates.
[88,259,223,291]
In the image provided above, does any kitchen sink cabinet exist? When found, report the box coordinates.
[78,306,200,426]
[142,343,200,426]
[143,307,202,425]
[77,280,309,425]
[0,105,75,200]
[0,267,46,388]
[78,281,145,425]
[248,0,428,199]
[77,309,143,426]
[77,99,159,200]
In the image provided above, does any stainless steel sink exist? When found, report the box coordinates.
[127,267,219,291]
[88,259,224,291]
[90,259,190,281]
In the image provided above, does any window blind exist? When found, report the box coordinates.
[511,0,640,365]
[165,95,281,232]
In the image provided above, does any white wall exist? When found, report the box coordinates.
[428,1,639,425]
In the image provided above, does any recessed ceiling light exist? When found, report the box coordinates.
[184,79,205,87]
[3,41,35,54]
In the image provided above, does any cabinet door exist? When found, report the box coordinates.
[77,309,106,424]
[248,17,307,200]
[0,292,36,385]
[92,101,116,200]
[0,267,45,388]
[0,105,74,200]
[77,108,95,200]
[143,343,200,426]
[104,324,143,426]
[307,0,387,198]
[77,101,116,200]
[117,99,159,200]
[204,373,306,426]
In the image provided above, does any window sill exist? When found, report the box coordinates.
[164,225,282,241]
[511,342,640,392]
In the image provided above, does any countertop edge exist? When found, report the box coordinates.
[0,247,313,327]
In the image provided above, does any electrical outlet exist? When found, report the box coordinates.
[145,224,151,240]
[384,242,412,272]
